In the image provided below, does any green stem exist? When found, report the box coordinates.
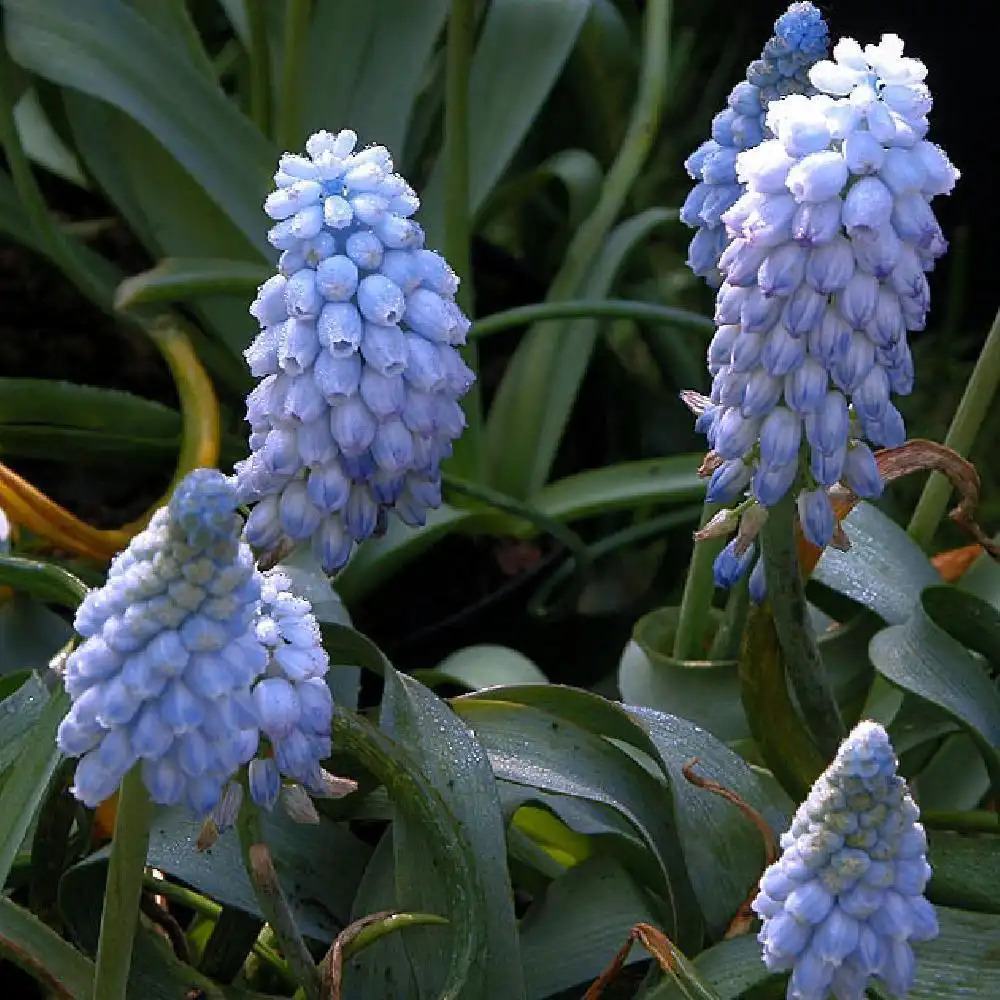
[91,767,153,1000]
[908,308,1000,548]
[277,0,311,152]
[761,491,844,758]
[443,0,483,482]
[236,796,321,1000]
[708,574,750,662]
[545,0,670,302]
[923,809,1000,834]
[246,0,273,136]
[469,298,712,341]
[673,500,723,660]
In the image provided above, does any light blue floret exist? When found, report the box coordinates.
[234,129,476,573]
[57,469,265,815]
[752,720,937,999]
[247,569,332,802]
[681,3,830,285]
[694,30,958,593]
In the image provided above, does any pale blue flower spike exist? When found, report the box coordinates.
[247,568,333,800]
[235,129,476,573]
[681,3,830,285]
[695,24,958,596]
[57,469,266,815]
[753,720,937,1000]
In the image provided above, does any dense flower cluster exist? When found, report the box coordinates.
[681,2,830,284]
[689,29,957,590]
[57,470,264,814]
[752,720,937,999]
[234,129,476,573]
[248,569,332,807]
[56,471,339,820]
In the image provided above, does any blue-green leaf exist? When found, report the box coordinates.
[485,208,675,498]
[380,670,525,1000]
[520,856,664,1000]
[422,0,594,246]
[811,502,939,625]
[869,586,1000,786]
[4,0,274,249]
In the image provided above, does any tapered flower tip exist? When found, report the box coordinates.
[753,719,937,1000]
[772,3,829,61]
[168,468,239,545]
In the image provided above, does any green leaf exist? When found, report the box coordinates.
[331,705,486,999]
[0,554,89,607]
[0,682,67,885]
[481,149,604,232]
[114,257,270,310]
[811,502,939,624]
[380,669,525,1000]
[626,705,791,939]
[0,673,51,775]
[3,0,274,249]
[529,456,705,522]
[305,0,449,156]
[452,694,689,947]
[13,85,86,185]
[0,594,74,674]
[928,830,1000,914]
[414,644,548,690]
[344,831,420,998]
[645,908,1000,1000]
[63,93,262,357]
[486,207,675,498]
[520,856,664,1000]
[0,377,179,441]
[60,805,371,948]
[0,896,93,998]
[422,0,594,246]
[869,586,1000,786]
[618,606,749,744]
[638,933,766,1000]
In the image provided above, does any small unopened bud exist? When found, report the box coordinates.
[196,818,219,852]
[210,781,244,834]
[281,783,320,824]
[694,507,741,542]
[315,769,359,799]
[679,389,712,416]
[830,521,852,551]
[734,503,768,555]
[699,451,725,477]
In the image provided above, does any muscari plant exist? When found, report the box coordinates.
[0,3,999,1000]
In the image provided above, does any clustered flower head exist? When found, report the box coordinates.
[234,128,476,573]
[684,21,958,593]
[56,470,339,820]
[57,469,265,814]
[681,2,830,284]
[247,568,332,807]
[752,720,937,999]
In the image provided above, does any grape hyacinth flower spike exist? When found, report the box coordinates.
[247,568,336,809]
[683,28,958,594]
[752,720,937,999]
[235,129,476,573]
[681,2,830,284]
[56,469,266,816]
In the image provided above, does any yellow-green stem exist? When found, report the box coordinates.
[91,767,152,1000]
[908,308,1000,548]
[673,500,723,660]
[443,0,484,481]
[277,0,311,152]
